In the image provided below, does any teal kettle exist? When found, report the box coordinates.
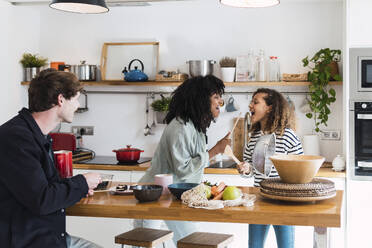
[122,59,148,82]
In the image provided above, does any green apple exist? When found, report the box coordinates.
[222,186,241,200]
[204,185,212,199]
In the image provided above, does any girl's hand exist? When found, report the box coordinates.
[237,162,253,177]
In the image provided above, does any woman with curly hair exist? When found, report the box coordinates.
[238,88,303,248]
[135,75,231,245]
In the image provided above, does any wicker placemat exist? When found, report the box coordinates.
[260,178,336,198]
[259,191,337,202]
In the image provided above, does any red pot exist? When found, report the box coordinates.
[113,145,144,162]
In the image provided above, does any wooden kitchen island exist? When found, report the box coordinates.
[67,185,343,248]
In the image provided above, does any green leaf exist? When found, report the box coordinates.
[306,113,313,119]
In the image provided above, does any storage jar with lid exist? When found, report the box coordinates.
[268,56,280,81]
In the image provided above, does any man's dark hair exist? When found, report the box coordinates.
[28,69,83,112]
[165,75,225,133]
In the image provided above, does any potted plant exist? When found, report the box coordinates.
[20,53,48,82]
[219,57,236,82]
[301,48,341,155]
[151,95,171,124]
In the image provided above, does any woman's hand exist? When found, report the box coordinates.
[208,132,231,159]
[237,162,253,177]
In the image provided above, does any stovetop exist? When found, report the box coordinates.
[76,156,151,166]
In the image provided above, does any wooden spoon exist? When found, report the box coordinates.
[229,112,241,139]
[223,145,241,165]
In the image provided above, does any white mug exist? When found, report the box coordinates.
[154,174,173,195]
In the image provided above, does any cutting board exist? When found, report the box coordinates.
[232,117,246,161]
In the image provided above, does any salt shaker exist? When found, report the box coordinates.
[332,155,345,171]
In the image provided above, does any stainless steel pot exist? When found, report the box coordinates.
[70,61,97,81]
[186,60,216,77]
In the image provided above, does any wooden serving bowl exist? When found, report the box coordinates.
[269,155,325,184]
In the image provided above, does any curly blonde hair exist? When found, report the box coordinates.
[250,88,296,136]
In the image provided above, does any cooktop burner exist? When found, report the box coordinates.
[76,156,151,166]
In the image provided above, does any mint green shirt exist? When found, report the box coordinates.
[139,118,209,184]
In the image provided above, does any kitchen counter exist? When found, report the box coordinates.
[73,160,346,178]
[67,183,343,248]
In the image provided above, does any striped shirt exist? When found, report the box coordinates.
[243,128,304,187]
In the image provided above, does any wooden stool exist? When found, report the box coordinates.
[177,232,233,248]
[115,227,173,248]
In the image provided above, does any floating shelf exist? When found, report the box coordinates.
[21,81,343,87]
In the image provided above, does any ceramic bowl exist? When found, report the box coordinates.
[132,185,163,202]
[269,154,325,184]
[167,183,199,200]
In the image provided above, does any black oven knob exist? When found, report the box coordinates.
[362,103,367,109]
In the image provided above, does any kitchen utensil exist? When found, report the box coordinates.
[70,61,97,81]
[226,95,239,112]
[151,94,156,129]
[167,183,199,200]
[123,59,148,82]
[223,145,241,165]
[144,96,151,136]
[154,174,173,195]
[186,60,216,77]
[252,133,276,177]
[112,145,144,162]
[132,185,163,202]
[269,154,325,184]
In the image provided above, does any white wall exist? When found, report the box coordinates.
[1,1,343,162]
[0,1,40,123]
[34,0,343,161]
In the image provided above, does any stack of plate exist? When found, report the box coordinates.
[260,178,336,202]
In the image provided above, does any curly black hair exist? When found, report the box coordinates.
[165,75,225,133]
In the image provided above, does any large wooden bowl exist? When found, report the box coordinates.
[269,155,325,184]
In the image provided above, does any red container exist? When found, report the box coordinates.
[54,150,73,178]
[113,145,144,162]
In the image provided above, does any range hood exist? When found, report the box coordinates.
[9,0,189,7]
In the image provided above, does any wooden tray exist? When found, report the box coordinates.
[259,191,336,202]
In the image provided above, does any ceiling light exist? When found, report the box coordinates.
[220,0,279,8]
[50,0,109,14]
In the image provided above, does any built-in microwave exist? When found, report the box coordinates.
[359,57,372,91]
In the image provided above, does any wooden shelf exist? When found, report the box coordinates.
[21,81,343,87]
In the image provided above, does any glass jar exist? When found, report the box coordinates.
[256,49,266,81]
[268,56,280,82]
[247,49,256,81]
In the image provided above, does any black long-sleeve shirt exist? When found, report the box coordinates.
[0,108,88,248]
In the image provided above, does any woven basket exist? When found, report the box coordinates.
[282,73,308,82]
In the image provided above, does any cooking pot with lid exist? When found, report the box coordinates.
[70,61,97,81]
[186,60,216,77]
[113,145,144,162]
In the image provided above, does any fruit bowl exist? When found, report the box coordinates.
[168,183,199,200]
[269,154,325,184]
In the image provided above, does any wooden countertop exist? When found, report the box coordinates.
[66,184,343,228]
[73,162,346,178]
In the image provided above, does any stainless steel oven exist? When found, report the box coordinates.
[351,101,372,178]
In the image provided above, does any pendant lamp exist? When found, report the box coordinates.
[50,0,109,14]
[220,0,279,8]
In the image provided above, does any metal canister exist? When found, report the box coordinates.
[186,60,216,77]
[70,61,97,81]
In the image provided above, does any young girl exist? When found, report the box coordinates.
[238,88,303,248]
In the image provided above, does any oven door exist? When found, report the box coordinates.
[355,111,372,158]
[359,57,372,90]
